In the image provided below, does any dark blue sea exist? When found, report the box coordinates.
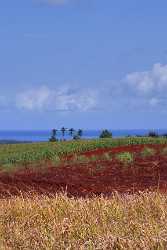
[0,129,167,143]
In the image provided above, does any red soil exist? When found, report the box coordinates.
[0,144,167,198]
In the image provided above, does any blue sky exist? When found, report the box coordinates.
[1,0,167,130]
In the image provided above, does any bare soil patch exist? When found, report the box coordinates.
[0,144,167,198]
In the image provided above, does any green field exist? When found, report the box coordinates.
[0,137,167,167]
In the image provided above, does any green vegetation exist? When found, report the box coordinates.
[51,155,61,166]
[0,137,166,168]
[73,129,83,140]
[89,155,99,162]
[49,128,83,141]
[73,134,81,140]
[69,128,75,138]
[99,129,112,138]
[74,155,89,164]
[49,129,58,142]
[141,147,156,157]
[148,130,159,137]
[116,152,134,164]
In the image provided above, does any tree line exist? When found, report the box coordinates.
[49,127,83,142]
[49,128,167,142]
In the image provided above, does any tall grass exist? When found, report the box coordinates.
[0,192,167,249]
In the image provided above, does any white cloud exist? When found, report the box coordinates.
[125,63,167,95]
[16,85,98,112]
[16,86,50,110]
[2,62,167,114]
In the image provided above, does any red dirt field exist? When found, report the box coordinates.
[0,144,167,198]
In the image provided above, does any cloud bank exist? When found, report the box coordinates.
[1,63,167,113]
[16,86,98,112]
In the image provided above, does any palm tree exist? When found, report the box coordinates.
[61,127,66,140]
[78,129,83,138]
[69,128,75,138]
[49,128,57,142]
[52,129,57,138]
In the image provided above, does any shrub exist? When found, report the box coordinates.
[89,152,112,162]
[73,135,81,140]
[161,147,167,155]
[90,155,99,162]
[141,147,156,157]
[99,130,112,139]
[76,155,89,163]
[49,137,57,142]
[52,155,61,166]
[95,163,104,171]
[100,152,112,160]
[116,152,134,165]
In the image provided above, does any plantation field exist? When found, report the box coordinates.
[0,143,167,197]
[0,137,167,168]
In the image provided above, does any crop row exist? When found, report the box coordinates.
[0,137,167,166]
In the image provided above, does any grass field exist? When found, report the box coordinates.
[1,138,167,249]
[1,192,167,249]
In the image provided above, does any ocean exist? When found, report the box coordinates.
[0,129,167,143]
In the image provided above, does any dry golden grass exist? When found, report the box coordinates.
[0,192,167,249]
